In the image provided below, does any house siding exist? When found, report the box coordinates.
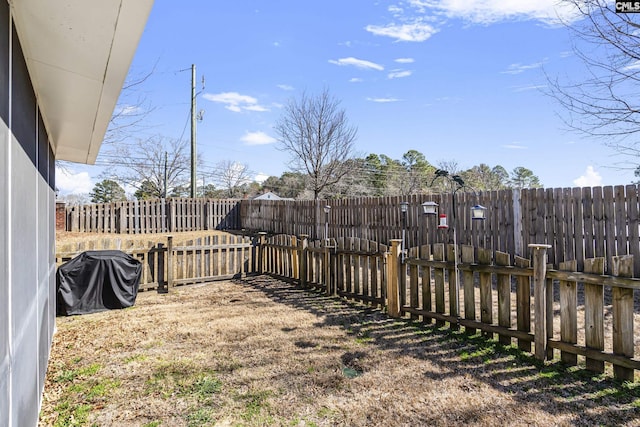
[1,1,57,425]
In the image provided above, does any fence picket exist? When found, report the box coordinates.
[496,251,511,345]
[559,260,578,366]
[461,245,475,334]
[612,255,635,381]
[478,248,493,336]
[584,257,606,373]
[409,246,419,321]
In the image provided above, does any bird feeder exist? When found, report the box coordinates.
[438,213,448,229]
[421,201,438,215]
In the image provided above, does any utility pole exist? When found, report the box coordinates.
[190,64,197,198]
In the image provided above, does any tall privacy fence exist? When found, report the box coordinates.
[64,184,640,276]
[244,185,640,277]
[65,198,240,234]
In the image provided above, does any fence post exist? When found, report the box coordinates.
[529,244,551,361]
[157,242,167,294]
[291,235,299,279]
[164,236,173,293]
[324,240,332,296]
[167,235,174,289]
[387,239,402,318]
[299,235,308,288]
[258,232,267,275]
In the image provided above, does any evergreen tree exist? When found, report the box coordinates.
[89,179,126,203]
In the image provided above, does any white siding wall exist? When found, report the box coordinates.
[1,1,57,425]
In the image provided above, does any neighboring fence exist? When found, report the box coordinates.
[55,233,254,291]
[241,185,640,277]
[258,234,640,382]
[63,184,640,276]
[65,198,240,234]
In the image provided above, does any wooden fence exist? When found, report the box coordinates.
[55,229,640,381]
[258,234,640,382]
[55,233,254,292]
[242,185,640,277]
[65,198,240,234]
[63,184,640,277]
[258,234,389,307]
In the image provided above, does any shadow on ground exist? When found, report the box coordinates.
[236,275,640,426]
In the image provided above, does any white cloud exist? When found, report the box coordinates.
[502,142,527,150]
[407,0,580,25]
[366,97,401,103]
[203,92,269,113]
[388,5,404,17]
[329,57,384,71]
[365,22,438,42]
[502,61,545,75]
[55,167,93,195]
[277,84,294,91]
[621,60,640,72]
[511,84,546,92]
[349,77,364,83]
[395,58,415,64]
[573,166,603,187]
[113,105,140,116]
[244,104,270,112]
[368,1,581,45]
[388,69,413,79]
[254,172,270,183]
[241,131,277,146]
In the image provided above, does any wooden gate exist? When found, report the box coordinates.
[56,233,255,292]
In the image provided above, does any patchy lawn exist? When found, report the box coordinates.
[40,276,640,427]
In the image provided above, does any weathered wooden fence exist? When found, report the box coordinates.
[55,233,254,292]
[242,185,640,277]
[65,198,240,234]
[63,184,640,278]
[257,234,640,381]
[55,228,640,380]
[259,234,389,308]
[400,243,640,381]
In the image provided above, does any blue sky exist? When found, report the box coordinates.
[57,0,638,195]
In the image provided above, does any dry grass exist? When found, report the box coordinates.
[40,274,640,427]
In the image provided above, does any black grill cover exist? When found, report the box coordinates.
[56,250,142,316]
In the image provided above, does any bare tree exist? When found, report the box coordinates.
[549,1,640,170]
[275,88,357,200]
[428,160,463,193]
[56,65,156,177]
[58,193,91,206]
[103,65,156,147]
[99,136,190,198]
[212,160,252,198]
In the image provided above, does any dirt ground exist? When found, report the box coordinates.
[40,273,640,427]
